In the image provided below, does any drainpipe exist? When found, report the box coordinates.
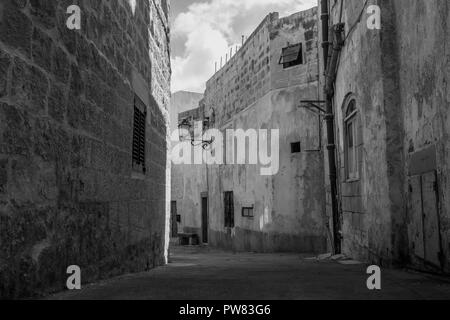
[321,0,344,254]
[320,0,330,67]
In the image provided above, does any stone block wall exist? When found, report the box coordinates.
[205,13,275,126]
[205,8,319,129]
[0,0,171,298]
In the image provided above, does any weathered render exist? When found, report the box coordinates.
[0,0,171,298]
[170,91,205,237]
[321,0,450,272]
[172,8,328,253]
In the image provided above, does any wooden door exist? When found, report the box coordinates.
[408,171,442,267]
[422,172,441,266]
[202,197,208,243]
[170,201,178,237]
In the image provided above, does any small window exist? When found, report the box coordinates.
[242,207,254,218]
[291,142,301,154]
[224,191,234,228]
[132,96,147,173]
[279,43,303,69]
[176,215,181,223]
[344,99,359,180]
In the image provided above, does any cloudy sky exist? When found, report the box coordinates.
[170,0,317,93]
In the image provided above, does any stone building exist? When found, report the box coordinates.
[169,91,204,238]
[319,0,450,272]
[172,8,329,253]
[0,0,171,298]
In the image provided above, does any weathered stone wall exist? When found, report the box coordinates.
[203,8,328,253]
[170,92,206,237]
[324,0,395,264]
[393,0,450,272]
[0,0,171,298]
[322,0,450,272]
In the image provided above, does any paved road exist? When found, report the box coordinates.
[48,246,450,300]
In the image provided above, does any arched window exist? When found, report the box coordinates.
[344,99,359,180]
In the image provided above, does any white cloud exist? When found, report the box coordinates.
[171,0,318,93]
[127,0,136,15]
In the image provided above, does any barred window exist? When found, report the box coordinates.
[279,43,303,69]
[132,96,147,174]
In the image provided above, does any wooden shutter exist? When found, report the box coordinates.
[132,96,147,172]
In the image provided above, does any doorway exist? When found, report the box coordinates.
[201,196,208,243]
[170,201,178,237]
[408,170,443,268]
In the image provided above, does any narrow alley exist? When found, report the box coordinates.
[48,246,450,300]
[1,0,450,304]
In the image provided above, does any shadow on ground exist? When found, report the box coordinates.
[46,245,450,300]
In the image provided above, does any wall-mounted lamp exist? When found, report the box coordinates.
[178,118,215,150]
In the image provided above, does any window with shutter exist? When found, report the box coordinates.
[279,43,303,69]
[132,96,147,174]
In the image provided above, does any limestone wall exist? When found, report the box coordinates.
[0,0,171,298]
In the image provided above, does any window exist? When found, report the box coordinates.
[242,206,254,218]
[224,191,234,228]
[132,96,147,173]
[291,142,301,154]
[279,43,303,69]
[344,99,359,180]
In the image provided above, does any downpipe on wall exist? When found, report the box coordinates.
[321,0,345,255]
